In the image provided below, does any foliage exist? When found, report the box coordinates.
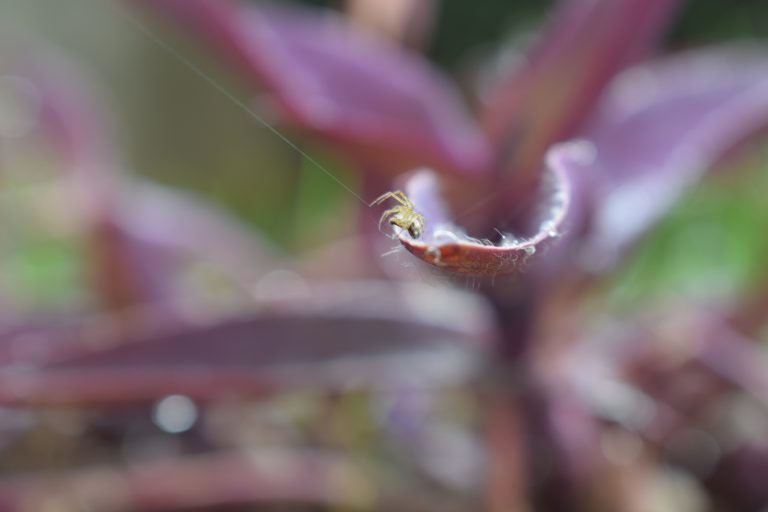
[1,0,768,510]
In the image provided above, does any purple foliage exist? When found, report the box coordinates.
[2,0,768,510]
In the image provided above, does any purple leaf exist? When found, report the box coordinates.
[9,49,117,176]
[136,0,492,175]
[570,303,768,441]
[3,46,278,311]
[1,44,171,309]
[578,46,768,270]
[392,143,586,277]
[0,281,494,405]
[483,0,683,178]
[122,182,280,285]
[692,311,768,411]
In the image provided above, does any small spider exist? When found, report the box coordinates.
[370,190,425,239]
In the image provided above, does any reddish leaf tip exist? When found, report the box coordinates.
[393,142,582,277]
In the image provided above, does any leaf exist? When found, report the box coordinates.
[393,143,585,277]
[0,449,466,512]
[483,0,683,176]
[579,46,768,271]
[136,0,492,175]
[1,43,171,309]
[121,182,280,284]
[0,281,494,405]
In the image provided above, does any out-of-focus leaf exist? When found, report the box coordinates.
[0,281,495,405]
[483,0,683,181]
[0,450,344,511]
[394,143,583,277]
[135,0,492,175]
[567,302,768,443]
[0,449,468,512]
[606,153,768,307]
[712,444,768,511]
[5,50,280,307]
[689,310,768,411]
[579,46,768,271]
[122,182,281,286]
[9,49,116,181]
[0,43,170,310]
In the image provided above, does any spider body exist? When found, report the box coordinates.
[370,190,425,239]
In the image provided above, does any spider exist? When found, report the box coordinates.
[370,190,425,239]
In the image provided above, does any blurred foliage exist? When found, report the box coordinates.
[609,144,768,310]
[430,0,553,69]
[671,0,768,44]
[2,2,768,510]
[4,0,768,291]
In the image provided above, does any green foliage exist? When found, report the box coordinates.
[671,0,768,44]
[609,146,768,307]
[431,0,552,69]
[2,237,84,311]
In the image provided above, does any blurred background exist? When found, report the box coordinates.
[2,0,768,309]
[3,0,768,306]
[1,0,768,511]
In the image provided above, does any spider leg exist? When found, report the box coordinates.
[391,190,414,209]
[378,208,393,228]
[370,191,396,206]
[370,190,408,207]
